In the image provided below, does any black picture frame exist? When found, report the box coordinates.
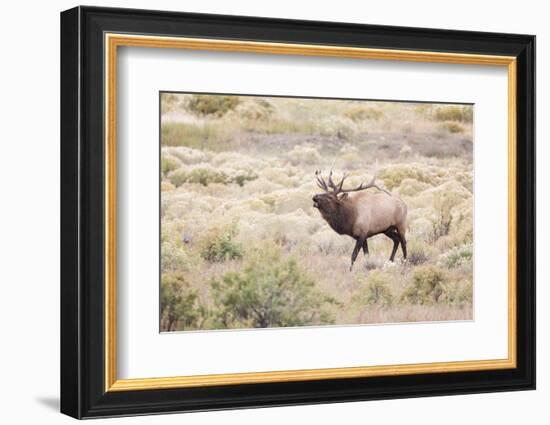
[61,5,535,419]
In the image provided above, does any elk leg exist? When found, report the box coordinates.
[350,236,366,271]
[384,229,400,262]
[362,238,369,255]
[398,232,407,259]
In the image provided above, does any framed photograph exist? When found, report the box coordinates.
[60,6,535,419]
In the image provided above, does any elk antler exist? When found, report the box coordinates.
[315,164,391,196]
[315,170,329,191]
[340,164,391,196]
[315,169,349,195]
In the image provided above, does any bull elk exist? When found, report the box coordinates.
[312,167,408,270]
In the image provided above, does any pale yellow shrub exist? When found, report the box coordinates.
[210,151,267,170]
[234,210,320,248]
[161,239,200,273]
[320,116,357,140]
[413,180,471,208]
[438,244,473,269]
[439,121,464,134]
[339,143,359,155]
[433,105,473,123]
[165,146,213,164]
[379,165,431,189]
[440,279,473,306]
[400,144,413,156]
[311,229,351,255]
[262,187,315,215]
[164,192,218,219]
[242,177,285,195]
[407,239,429,265]
[287,143,322,166]
[261,167,300,188]
[161,181,176,192]
[398,178,430,197]
[408,216,434,242]
[232,98,274,120]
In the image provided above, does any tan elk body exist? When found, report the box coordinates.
[313,168,408,270]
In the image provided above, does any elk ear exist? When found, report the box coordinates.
[338,193,349,200]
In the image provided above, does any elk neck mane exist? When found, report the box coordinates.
[319,199,356,236]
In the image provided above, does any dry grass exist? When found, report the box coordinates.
[355,304,472,324]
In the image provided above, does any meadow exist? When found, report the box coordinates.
[160,93,474,332]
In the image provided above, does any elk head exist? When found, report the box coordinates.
[312,169,348,216]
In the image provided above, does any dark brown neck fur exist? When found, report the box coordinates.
[319,200,356,236]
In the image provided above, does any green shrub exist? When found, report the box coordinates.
[168,169,188,187]
[210,244,335,328]
[353,270,393,307]
[230,169,258,187]
[169,166,255,188]
[439,121,464,134]
[433,106,473,123]
[169,167,229,187]
[379,166,430,190]
[401,265,447,305]
[200,223,243,262]
[186,95,240,116]
[161,155,180,176]
[186,168,229,186]
[344,105,384,122]
[160,272,200,331]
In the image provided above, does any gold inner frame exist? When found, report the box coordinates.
[104,33,517,392]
